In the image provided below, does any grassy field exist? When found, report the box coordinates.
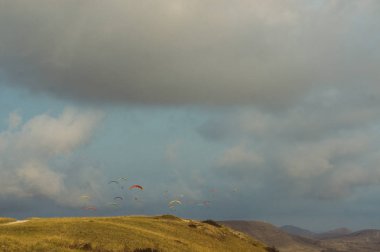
[0,218,16,224]
[0,215,269,252]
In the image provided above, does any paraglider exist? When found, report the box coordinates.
[113,196,123,201]
[108,180,119,184]
[129,184,143,190]
[168,200,182,208]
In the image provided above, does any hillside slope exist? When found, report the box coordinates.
[280,225,316,239]
[320,230,380,252]
[0,215,268,252]
[219,220,321,252]
[221,220,380,252]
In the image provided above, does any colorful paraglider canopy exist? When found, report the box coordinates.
[129,184,143,190]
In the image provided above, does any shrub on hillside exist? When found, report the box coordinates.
[202,219,222,228]
[133,248,158,252]
[155,214,181,220]
[266,246,280,252]
[188,223,197,228]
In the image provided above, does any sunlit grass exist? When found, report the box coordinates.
[0,218,16,224]
[0,215,268,252]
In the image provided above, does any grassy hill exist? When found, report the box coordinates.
[0,215,268,252]
[0,218,16,224]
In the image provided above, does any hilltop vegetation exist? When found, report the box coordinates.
[0,218,16,224]
[0,215,268,252]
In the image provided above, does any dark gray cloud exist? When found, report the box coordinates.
[1,1,379,108]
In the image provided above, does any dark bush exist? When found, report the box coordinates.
[188,223,197,228]
[155,214,181,220]
[133,248,158,252]
[266,246,280,252]
[202,219,222,228]
[69,242,92,250]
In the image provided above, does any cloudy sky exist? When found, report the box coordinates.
[1,0,380,231]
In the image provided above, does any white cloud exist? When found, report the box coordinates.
[165,140,181,163]
[0,108,103,205]
[281,135,370,179]
[13,107,102,157]
[7,111,22,130]
[17,160,64,198]
[218,144,263,167]
[205,99,380,200]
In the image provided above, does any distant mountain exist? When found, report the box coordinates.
[219,221,321,252]
[320,229,380,252]
[280,225,352,240]
[220,220,380,252]
[280,225,316,239]
[316,227,352,239]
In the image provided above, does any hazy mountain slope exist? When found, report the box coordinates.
[221,220,380,252]
[316,228,352,240]
[0,215,268,252]
[320,230,380,252]
[280,225,352,240]
[219,220,321,252]
[280,225,316,239]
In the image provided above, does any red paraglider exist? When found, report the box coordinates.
[129,184,143,190]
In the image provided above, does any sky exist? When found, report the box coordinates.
[0,0,380,232]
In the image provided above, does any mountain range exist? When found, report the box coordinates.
[219,220,380,252]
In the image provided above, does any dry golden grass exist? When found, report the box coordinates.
[0,218,16,224]
[0,215,268,252]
